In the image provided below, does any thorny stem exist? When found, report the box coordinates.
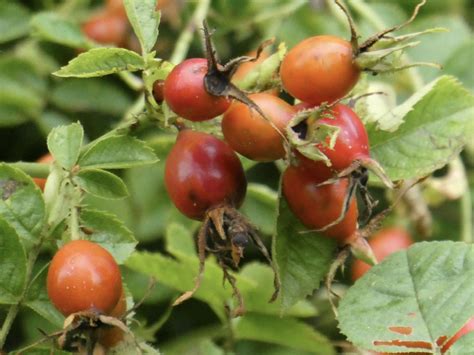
[0,227,49,349]
[169,0,211,64]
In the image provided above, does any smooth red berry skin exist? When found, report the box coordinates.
[222,93,296,161]
[351,228,413,281]
[280,35,360,105]
[98,290,127,348]
[152,79,165,104]
[282,166,358,244]
[314,104,369,171]
[82,10,128,46]
[165,130,247,220]
[163,58,231,121]
[47,240,122,316]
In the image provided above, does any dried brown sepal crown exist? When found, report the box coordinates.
[335,0,444,74]
[173,205,280,318]
[288,103,383,228]
[15,310,137,355]
[201,21,289,148]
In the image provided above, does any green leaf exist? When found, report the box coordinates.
[369,76,474,180]
[195,340,225,355]
[0,56,47,95]
[30,12,90,49]
[36,111,72,136]
[0,57,46,123]
[274,197,336,312]
[165,223,196,256]
[51,78,133,115]
[79,135,158,169]
[54,48,145,78]
[80,208,138,264]
[443,39,474,91]
[124,0,160,54]
[0,164,46,249]
[0,2,30,43]
[25,265,65,327]
[239,263,318,318]
[406,15,471,81]
[0,105,29,127]
[75,168,128,200]
[338,241,474,354]
[0,218,26,304]
[126,250,231,320]
[241,183,277,235]
[234,313,335,354]
[47,123,84,170]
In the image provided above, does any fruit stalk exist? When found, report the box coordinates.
[8,162,50,179]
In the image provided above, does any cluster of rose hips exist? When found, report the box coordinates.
[135,14,411,319]
[41,1,436,350]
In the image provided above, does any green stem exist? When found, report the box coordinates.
[8,162,51,178]
[169,0,211,64]
[0,231,47,348]
[118,71,144,91]
[69,205,81,241]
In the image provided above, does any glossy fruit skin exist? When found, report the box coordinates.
[280,35,360,105]
[222,93,296,161]
[82,10,128,46]
[163,58,231,121]
[47,240,122,316]
[165,130,247,220]
[351,228,413,281]
[282,166,358,244]
[33,154,54,191]
[152,79,165,104]
[441,317,474,353]
[98,290,127,349]
[293,152,334,182]
[313,104,369,171]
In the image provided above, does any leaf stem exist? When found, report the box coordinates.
[8,162,50,178]
[169,0,211,64]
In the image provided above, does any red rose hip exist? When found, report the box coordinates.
[280,35,360,105]
[282,166,358,244]
[47,240,122,316]
[164,58,231,121]
[165,130,247,220]
[222,93,296,161]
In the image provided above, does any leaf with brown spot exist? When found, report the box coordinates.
[338,241,474,354]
